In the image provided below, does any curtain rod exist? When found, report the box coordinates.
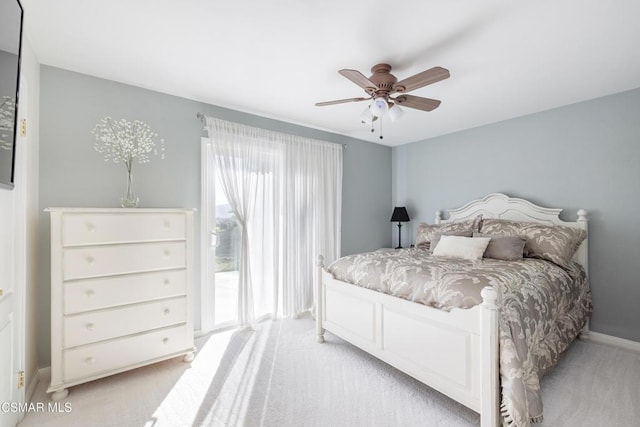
[196,112,346,148]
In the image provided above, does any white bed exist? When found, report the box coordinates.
[315,193,589,427]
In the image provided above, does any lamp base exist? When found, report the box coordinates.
[396,222,403,249]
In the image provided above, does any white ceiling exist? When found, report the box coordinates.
[20,0,640,146]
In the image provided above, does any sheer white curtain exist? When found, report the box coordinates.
[205,117,342,326]
[279,139,342,316]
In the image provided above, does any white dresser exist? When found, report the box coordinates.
[46,208,196,401]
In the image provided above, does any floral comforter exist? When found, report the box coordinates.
[327,248,592,426]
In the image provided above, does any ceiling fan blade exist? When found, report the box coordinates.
[338,69,377,92]
[393,66,450,93]
[315,97,369,106]
[394,95,441,111]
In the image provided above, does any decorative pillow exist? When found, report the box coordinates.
[415,216,483,250]
[479,219,586,267]
[432,235,491,261]
[430,231,474,251]
[473,233,526,261]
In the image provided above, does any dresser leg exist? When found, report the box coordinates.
[51,389,69,401]
[183,351,195,362]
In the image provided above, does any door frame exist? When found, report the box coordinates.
[200,138,216,334]
[0,78,26,426]
[14,76,26,418]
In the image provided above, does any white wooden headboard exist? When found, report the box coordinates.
[434,193,588,273]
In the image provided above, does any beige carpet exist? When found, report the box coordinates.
[19,316,640,426]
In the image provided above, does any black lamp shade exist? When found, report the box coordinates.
[390,207,410,222]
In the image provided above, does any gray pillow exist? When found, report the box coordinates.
[473,233,526,261]
[479,219,586,268]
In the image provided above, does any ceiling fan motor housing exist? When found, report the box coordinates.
[368,63,398,96]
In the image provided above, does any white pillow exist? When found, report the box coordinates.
[431,235,491,261]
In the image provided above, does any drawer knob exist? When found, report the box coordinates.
[163,220,171,229]
[162,337,169,344]
[85,290,95,298]
[163,249,170,256]
[163,279,170,287]
[86,323,95,331]
[86,256,95,265]
[163,308,170,315]
[85,357,95,365]
[86,222,95,232]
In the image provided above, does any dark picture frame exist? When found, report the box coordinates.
[0,0,24,190]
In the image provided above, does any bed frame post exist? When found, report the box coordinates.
[480,286,499,427]
[576,208,591,340]
[316,255,325,343]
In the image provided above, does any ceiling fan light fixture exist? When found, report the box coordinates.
[387,104,405,122]
[360,107,376,125]
[369,96,389,117]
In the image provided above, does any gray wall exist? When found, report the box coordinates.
[38,66,391,366]
[392,87,640,342]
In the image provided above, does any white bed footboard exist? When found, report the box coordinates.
[316,255,500,426]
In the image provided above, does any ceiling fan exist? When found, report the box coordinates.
[316,63,450,138]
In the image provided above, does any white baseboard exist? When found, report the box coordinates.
[587,332,640,353]
[25,370,40,403]
[22,367,51,415]
[37,367,51,388]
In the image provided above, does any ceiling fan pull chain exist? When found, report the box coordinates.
[379,118,384,140]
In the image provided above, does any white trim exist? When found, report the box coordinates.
[25,367,40,403]
[23,366,51,413]
[588,332,640,354]
[37,366,51,381]
[14,77,28,414]
[200,138,215,334]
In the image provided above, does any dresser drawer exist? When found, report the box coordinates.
[64,269,187,314]
[63,324,191,382]
[62,212,186,246]
[64,297,187,348]
[63,241,185,280]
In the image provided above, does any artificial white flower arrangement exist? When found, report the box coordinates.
[92,116,165,207]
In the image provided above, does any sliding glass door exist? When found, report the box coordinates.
[212,177,239,327]
[201,119,342,330]
[202,140,240,331]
